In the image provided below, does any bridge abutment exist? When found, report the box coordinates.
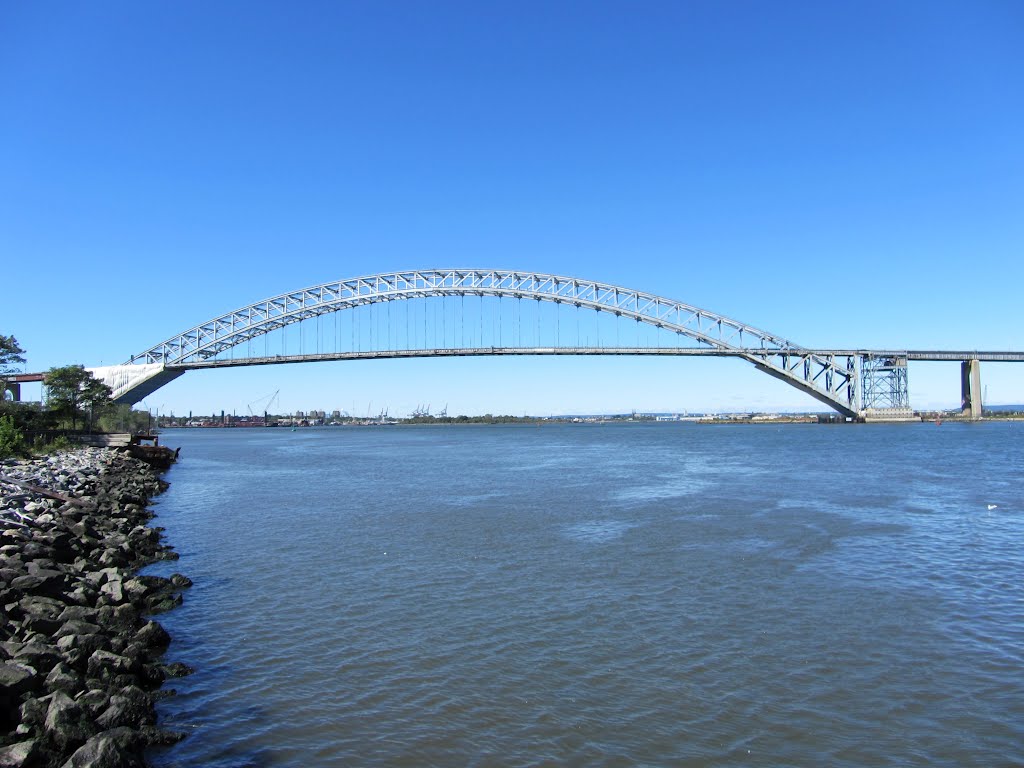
[960,360,982,420]
[89,364,186,406]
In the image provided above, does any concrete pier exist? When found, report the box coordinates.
[960,360,982,420]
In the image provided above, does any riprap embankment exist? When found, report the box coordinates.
[0,448,189,768]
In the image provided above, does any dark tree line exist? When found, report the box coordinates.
[1,334,125,457]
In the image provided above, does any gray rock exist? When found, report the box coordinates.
[0,740,39,768]
[56,620,102,639]
[18,598,65,634]
[0,661,38,697]
[69,521,98,539]
[17,694,50,728]
[0,642,24,657]
[95,686,153,729]
[159,662,193,679]
[12,643,61,674]
[119,579,149,602]
[110,605,138,629]
[169,573,192,589]
[57,606,99,624]
[96,550,126,568]
[45,690,97,749]
[146,594,182,614]
[64,586,97,607]
[84,568,121,589]
[98,581,124,604]
[47,531,77,562]
[86,650,137,680]
[74,689,110,718]
[46,662,85,695]
[133,621,169,649]
[0,600,22,623]
[18,595,65,615]
[10,571,68,599]
[24,615,63,635]
[19,542,53,561]
[59,727,144,768]
[128,526,157,544]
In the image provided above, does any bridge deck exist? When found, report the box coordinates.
[173,347,1024,370]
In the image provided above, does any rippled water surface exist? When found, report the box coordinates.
[145,423,1024,767]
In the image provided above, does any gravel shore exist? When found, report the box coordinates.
[1,448,188,768]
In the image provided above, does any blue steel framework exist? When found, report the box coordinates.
[126,269,871,415]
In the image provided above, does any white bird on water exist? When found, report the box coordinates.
[987,504,998,510]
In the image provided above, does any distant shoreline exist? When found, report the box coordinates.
[158,412,1024,430]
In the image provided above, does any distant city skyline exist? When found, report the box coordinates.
[3,3,1022,414]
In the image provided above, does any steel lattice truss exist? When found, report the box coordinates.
[861,355,910,411]
[127,269,862,416]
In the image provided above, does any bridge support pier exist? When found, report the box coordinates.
[1,381,19,402]
[860,354,915,420]
[960,360,982,420]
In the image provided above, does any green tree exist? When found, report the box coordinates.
[1,334,26,405]
[44,365,113,431]
[0,414,27,459]
[0,400,53,431]
[0,334,26,374]
[98,403,154,434]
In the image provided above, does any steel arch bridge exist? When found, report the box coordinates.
[93,269,875,416]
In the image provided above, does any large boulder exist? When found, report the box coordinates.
[132,622,169,650]
[0,661,39,728]
[59,727,144,768]
[45,662,85,695]
[11,643,61,674]
[95,686,153,729]
[0,740,40,768]
[56,606,99,624]
[55,620,102,639]
[45,690,97,750]
[0,661,38,698]
[86,651,138,681]
[9,571,69,600]
[98,581,124,605]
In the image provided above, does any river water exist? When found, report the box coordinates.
[145,422,1024,767]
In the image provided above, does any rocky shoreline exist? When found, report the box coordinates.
[0,448,188,768]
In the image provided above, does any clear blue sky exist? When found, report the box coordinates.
[3,1,1022,415]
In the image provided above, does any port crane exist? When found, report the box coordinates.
[247,389,280,420]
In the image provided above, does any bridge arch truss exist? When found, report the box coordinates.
[124,269,864,416]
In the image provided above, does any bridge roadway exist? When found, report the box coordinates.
[176,348,1024,369]
[8,350,1022,419]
